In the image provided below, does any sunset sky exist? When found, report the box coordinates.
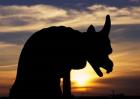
[0,0,140,97]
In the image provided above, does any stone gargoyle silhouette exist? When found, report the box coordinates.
[9,15,113,98]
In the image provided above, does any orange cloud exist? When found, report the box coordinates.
[0,70,16,96]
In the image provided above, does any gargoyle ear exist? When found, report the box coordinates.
[87,25,96,33]
[100,15,111,36]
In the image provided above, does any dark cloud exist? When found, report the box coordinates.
[93,75,140,95]
[0,24,140,45]
[0,17,32,26]
[109,24,140,43]
[0,32,33,45]
[0,0,140,10]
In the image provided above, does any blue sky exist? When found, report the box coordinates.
[0,0,140,97]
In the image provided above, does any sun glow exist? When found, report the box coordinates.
[72,73,90,86]
[71,62,98,87]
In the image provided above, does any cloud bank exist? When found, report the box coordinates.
[0,4,140,32]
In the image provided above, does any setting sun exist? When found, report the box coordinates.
[71,62,98,87]
[72,73,90,86]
